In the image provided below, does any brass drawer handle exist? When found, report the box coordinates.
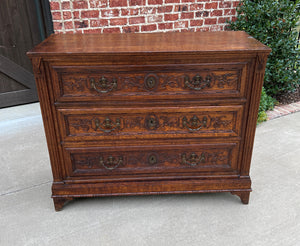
[90,76,117,93]
[94,117,120,133]
[100,156,123,170]
[182,115,208,131]
[181,152,206,167]
[184,74,212,90]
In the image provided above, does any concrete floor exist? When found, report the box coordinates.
[0,102,299,246]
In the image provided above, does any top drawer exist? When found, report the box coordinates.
[50,63,248,102]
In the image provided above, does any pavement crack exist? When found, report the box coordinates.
[0,181,51,197]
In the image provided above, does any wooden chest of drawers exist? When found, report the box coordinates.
[28,31,271,211]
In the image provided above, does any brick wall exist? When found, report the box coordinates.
[49,0,239,33]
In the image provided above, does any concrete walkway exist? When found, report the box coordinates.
[1,103,299,246]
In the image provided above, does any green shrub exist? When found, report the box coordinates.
[258,87,276,123]
[228,0,300,99]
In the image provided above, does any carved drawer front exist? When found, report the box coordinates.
[52,63,247,102]
[63,141,240,178]
[58,105,243,141]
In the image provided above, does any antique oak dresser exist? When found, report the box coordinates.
[28,31,271,211]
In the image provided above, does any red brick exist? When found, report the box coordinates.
[195,11,209,17]
[218,17,230,24]
[89,0,108,8]
[53,22,63,30]
[174,21,189,28]
[210,10,223,17]
[110,0,127,7]
[141,24,157,32]
[65,30,75,33]
[164,14,179,21]
[174,5,188,12]
[101,9,120,17]
[196,26,210,32]
[148,0,163,4]
[63,11,72,20]
[50,2,60,10]
[180,28,194,32]
[190,19,203,26]
[73,1,88,9]
[62,2,71,9]
[90,19,109,27]
[122,26,140,33]
[157,6,173,13]
[205,2,218,9]
[64,21,74,29]
[110,18,127,26]
[190,4,203,11]
[182,0,195,2]
[217,17,227,24]
[73,11,80,19]
[74,20,89,28]
[52,12,62,21]
[140,7,156,15]
[129,0,146,5]
[103,27,121,33]
[219,1,231,8]
[84,28,102,33]
[122,8,139,16]
[224,9,236,16]
[147,15,163,23]
[121,9,129,16]
[165,0,180,3]
[210,25,223,31]
[181,12,194,19]
[129,16,145,24]
[205,18,217,25]
[81,10,99,18]
[232,1,241,8]
[130,8,140,15]
[158,22,173,30]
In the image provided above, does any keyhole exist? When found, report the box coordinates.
[148,154,157,165]
[145,75,157,90]
[148,78,154,87]
[149,118,156,127]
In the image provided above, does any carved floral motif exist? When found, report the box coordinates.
[181,151,228,167]
[61,70,239,94]
[68,113,233,134]
[73,149,230,171]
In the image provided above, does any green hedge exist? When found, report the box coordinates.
[228,0,300,99]
[258,87,276,123]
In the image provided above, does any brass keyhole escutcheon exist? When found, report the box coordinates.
[148,154,158,165]
[144,74,158,90]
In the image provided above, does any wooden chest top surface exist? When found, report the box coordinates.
[27,31,270,56]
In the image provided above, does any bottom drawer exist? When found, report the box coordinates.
[63,141,240,179]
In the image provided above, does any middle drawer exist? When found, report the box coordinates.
[57,105,243,141]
